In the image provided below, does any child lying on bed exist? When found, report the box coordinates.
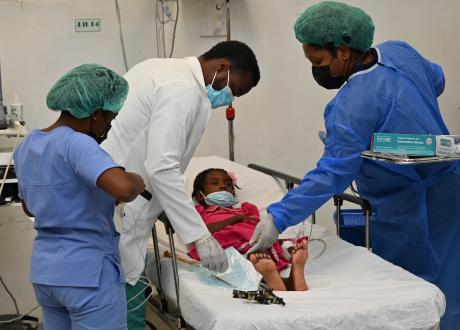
[188,168,308,291]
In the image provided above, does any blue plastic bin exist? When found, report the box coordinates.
[333,209,376,247]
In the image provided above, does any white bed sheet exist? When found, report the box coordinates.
[146,156,445,330]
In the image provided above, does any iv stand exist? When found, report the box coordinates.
[222,0,235,161]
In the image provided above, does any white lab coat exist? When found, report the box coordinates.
[101,57,212,283]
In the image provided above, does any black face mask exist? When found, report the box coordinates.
[311,65,346,89]
[88,125,110,144]
[88,114,111,144]
[312,50,370,90]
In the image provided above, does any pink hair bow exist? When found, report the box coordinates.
[228,171,238,186]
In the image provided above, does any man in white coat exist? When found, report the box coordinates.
[101,40,260,329]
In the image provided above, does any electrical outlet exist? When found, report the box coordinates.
[75,18,101,32]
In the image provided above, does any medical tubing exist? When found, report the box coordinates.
[154,1,160,58]
[301,220,327,260]
[168,0,179,58]
[114,0,129,72]
[128,291,154,313]
[155,0,169,24]
[0,274,19,314]
[126,276,154,303]
[125,276,157,313]
[129,291,153,312]
[126,209,172,292]
[126,280,149,303]
[0,305,40,325]
[126,215,204,312]
[160,0,166,57]
[118,194,156,277]
[123,201,174,282]
[155,0,166,58]
[350,182,359,196]
[309,238,327,259]
[0,123,22,200]
[128,214,149,275]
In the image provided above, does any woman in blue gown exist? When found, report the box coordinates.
[249,2,460,328]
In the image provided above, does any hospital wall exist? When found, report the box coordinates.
[1,0,460,319]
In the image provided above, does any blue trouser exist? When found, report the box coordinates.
[33,259,127,330]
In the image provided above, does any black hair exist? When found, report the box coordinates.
[202,41,260,86]
[192,168,231,198]
[320,42,364,56]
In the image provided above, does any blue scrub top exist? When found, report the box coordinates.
[13,126,123,287]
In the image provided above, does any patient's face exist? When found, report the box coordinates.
[202,170,235,196]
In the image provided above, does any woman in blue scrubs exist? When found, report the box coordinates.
[13,64,145,330]
[249,2,460,328]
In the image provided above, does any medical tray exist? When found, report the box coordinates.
[361,150,460,164]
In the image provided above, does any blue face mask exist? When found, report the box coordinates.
[206,70,234,109]
[194,247,261,290]
[201,191,238,208]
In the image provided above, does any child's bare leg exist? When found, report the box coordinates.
[289,239,309,291]
[249,252,287,291]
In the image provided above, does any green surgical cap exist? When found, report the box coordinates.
[46,63,128,119]
[294,1,375,52]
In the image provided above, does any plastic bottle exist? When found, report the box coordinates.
[10,92,23,122]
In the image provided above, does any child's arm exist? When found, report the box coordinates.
[206,215,254,233]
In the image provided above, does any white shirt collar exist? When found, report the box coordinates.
[186,57,206,89]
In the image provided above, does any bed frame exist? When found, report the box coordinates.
[147,163,372,329]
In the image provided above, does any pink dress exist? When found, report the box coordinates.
[188,202,290,271]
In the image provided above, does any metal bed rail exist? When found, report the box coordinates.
[247,163,302,190]
[151,212,187,329]
[247,163,372,249]
[247,163,317,224]
[333,194,373,250]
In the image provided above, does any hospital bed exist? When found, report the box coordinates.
[145,155,445,330]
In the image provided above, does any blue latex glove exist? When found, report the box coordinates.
[247,214,280,254]
[195,234,229,273]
